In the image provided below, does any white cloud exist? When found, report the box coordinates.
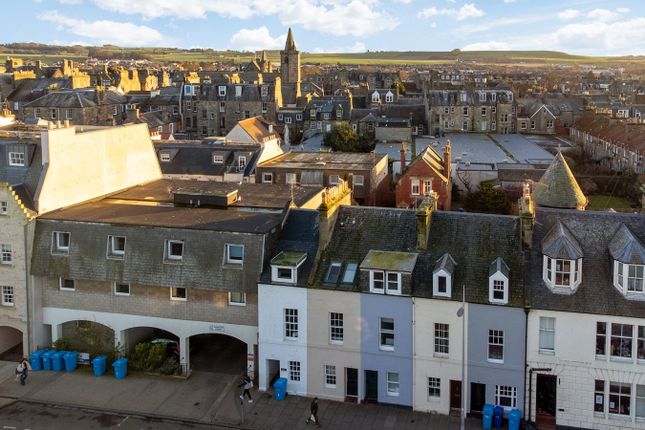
[549,17,645,54]
[616,7,630,14]
[38,10,164,46]
[558,9,580,20]
[503,0,515,3]
[462,41,511,50]
[457,16,543,35]
[418,3,484,21]
[586,8,619,22]
[393,0,411,4]
[58,0,84,4]
[312,41,366,53]
[93,0,397,38]
[228,27,286,51]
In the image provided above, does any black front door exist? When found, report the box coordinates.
[450,380,462,413]
[364,370,378,403]
[470,383,486,415]
[346,368,358,400]
[536,374,557,428]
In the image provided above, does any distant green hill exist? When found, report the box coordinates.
[1,43,643,66]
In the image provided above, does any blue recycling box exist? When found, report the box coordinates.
[482,404,494,429]
[91,355,107,377]
[112,358,128,380]
[64,351,78,372]
[41,350,57,371]
[51,351,66,372]
[274,377,287,400]
[508,409,521,430]
[29,350,45,371]
[493,406,504,428]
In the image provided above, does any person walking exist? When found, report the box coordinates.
[16,358,29,386]
[238,374,253,403]
[305,397,321,427]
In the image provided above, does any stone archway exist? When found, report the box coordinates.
[0,326,23,361]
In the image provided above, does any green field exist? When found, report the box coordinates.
[2,44,644,66]
[587,195,633,210]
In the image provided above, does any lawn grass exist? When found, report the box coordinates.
[587,195,633,210]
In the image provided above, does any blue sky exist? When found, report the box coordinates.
[2,0,644,55]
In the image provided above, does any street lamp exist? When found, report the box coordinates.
[457,284,466,430]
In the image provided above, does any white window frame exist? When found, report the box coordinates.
[489,274,508,305]
[284,308,299,340]
[636,384,645,419]
[160,151,171,162]
[1,244,12,264]
[353,175,364,186]
[1,286,14,307]
[218,86,226,97]
[423,179,432,195]
[615,261,645,295]
[428,377,441,399]
[434,323,449,356]
[369,270,385,293]
[296,113,303,121]
[170,287,187,301]
[488,329,504,363]
[225,244,244,265]
[59,278,75,292]
[0,201,7,215]
[543,256,581,289]
[52,231,70,255]
[8,152,25,167]
[212,154,224,164]
[286,173,297,184]
[386,272,402,295]
[330,312,344,344]
[495,385,517,408]
[411,179,420,196]
[596,322,607,357]
[228,291,246,306]
[165,240,184,261]
[325,365,336,388]
[65,109,73,120]
[539,316,555,354]
[262,173,273,184]
[328,175,340,185]
[289,361,301,381]
[107,235,126,258]
[386,372,400,396]
[379,317,395,351]
[285,116,292,124]
[238,156,247,170]
[432,271,451,297]
[114,282,130,296]
[610,323,633,360]
[609,382,631,416]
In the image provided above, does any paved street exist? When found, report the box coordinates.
[0,361,486,430]
[0,401,231,430]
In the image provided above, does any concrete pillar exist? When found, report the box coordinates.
[180,336,190,375]
[114,330,125,354]
[247,343,255,380]
[51,324,62,345]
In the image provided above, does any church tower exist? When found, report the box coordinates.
[280,28,301,105]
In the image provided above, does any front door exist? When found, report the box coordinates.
[450,380,462,415]
[364,370,378,403]
[346,368,358,402]
[267,359,280,388]
[536,374,557,429]
[470,383,486,416]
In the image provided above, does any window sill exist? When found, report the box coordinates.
[170,298,187,302]
[228,302,246,307]
[284,337,299,342]
[386,392,400,397]
[59,288,75,292]
[330,340,343,346]
[379,346,394,352]
[433,352,449,359]
[595,354,606,361]
[163,259,183,265]
[114,293,130,297]
[487,359,504,364]
[608,413,631,421]
[223,263,244,270]
[538,349,555,356]
[1,303,15,307]
[107,255,125,261]
[428,396,441,402]
[609,356,633,363]
[325,384,336,389]
[51,251,70,257]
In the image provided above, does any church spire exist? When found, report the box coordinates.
[285,28,296,51]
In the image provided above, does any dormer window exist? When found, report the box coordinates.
[361,250,417,296]
[541,221,583,293]
[165,240,184,261]
[372,92,380,103]
[52,231,70,255]
[342,263,357,284]
[107,235,126,259]
[610,224,645,298]
[489,258,509,305]
[326,262,342,283]
[433,253,456,298]
[385,91,394,103]
[615,262,644,294]
[271,251,307,285]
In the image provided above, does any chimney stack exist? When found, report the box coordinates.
[416,193,438,251]
[519,182,535,248]
[268,124,274,134]
[400,142,407,174]
[443,139,452,211]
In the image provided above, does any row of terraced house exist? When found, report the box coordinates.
[0,117,644,430]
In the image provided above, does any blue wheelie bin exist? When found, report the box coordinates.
[29,350,45,371]
[64,351,78,372]
[274,377,287,400]
[51,351,66,372]
[493,406,504,428]
[508,408,521,430]
[41,350,56,371]
[112,358,128,380]
[91,355,107,377]
[482,404,494,430]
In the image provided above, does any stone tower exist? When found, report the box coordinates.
[280,28,301,105]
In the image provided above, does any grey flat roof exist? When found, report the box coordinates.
[490,134,554,164]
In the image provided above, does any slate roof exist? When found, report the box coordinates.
[24,89,127,108]
[608,224,645,265]
[532,152,587,209]
[285,28,297,51]
[489,257,510,278]
[258,151,386,171]
[528,208,645,318]
[259,209,319,287]
[541,221,584,260]
[155,143,260,177]
[311,206,523,306]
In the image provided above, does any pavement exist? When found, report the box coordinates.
[0,360,485,430]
